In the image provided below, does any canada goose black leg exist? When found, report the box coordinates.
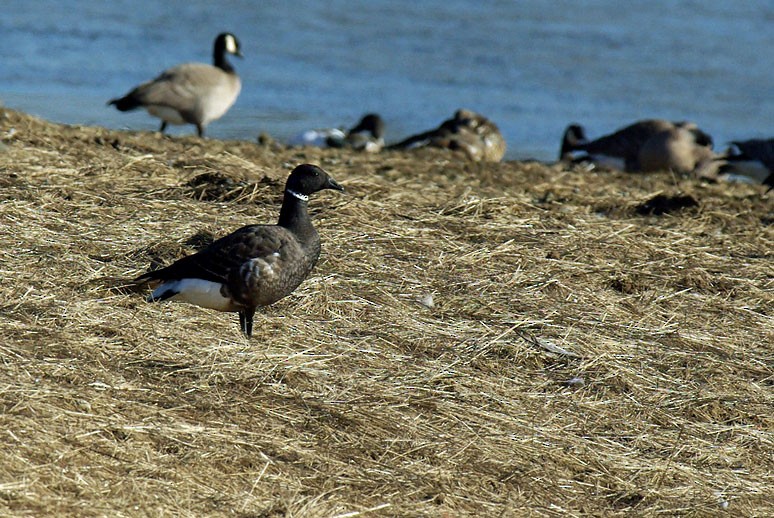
[196,124,205,138]
[159,121,168,134]
[239,308,256,337]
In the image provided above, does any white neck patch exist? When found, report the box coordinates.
[287,189,308,202]
[225,34,238,54]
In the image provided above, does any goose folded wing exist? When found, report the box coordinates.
[133,64,219,110]
[138,226,287,284]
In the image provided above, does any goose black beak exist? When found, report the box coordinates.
[326,177,345,192]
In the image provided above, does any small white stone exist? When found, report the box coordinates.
[417,293,434,308]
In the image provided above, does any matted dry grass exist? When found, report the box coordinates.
[0,108,772,517]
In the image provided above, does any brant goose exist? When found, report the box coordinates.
[717,138,774,186]
[560,119,714,172]
[290,113,386,152]
[134,164,344,337]
[108,33,242,137]
[389,109,506,162]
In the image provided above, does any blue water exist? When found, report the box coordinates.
[1,1,772,160]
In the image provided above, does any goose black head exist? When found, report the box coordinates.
[285,164,344,198]
[690,128,714,149]
[215,33,243,58]
[349,113,386,139]
[561,124,587,158]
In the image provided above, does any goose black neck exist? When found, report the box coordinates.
[213,49,235,73]
[278,191,315,238]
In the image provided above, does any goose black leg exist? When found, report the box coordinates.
[196,124,204,137]
[159,121,167,134]
[239,308,256,337]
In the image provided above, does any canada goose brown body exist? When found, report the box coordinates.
[638,127,716,174]
[560,119,714,173]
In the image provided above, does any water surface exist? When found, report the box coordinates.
[1,1,771,160]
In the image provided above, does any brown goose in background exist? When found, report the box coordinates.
[389,109,506,162]
[109,33,242,137]
[134,164,344,337]
[638,126,716,174]
[560,119,714,172]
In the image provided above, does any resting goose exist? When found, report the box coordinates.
[388,109,506,162]
[290,113,386,153]
[637,126,716,174]
[560,119,713,172]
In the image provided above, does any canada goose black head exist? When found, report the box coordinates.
[348,113,385,140]
[560,124,588,159]
[690,127,713,149]
[213,33,243,72]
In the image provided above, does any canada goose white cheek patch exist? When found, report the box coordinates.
[226,35,238,54]
[153,279,232,311]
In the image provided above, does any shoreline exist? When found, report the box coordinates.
[0,107,772,516]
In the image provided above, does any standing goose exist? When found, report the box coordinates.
[560,119,713,172]
[109,33,242,137]
[134,164,344,337]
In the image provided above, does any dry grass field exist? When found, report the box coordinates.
[0,107,772,517]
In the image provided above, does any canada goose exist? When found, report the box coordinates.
[637,126,716,174]
[290,113,386,152]
[389,109,506,162]
[717,138,774,185]
[560,119,713,172]
[134,164,344,337]
[108,33,242,137]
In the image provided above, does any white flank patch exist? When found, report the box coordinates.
[152,279,232,311]
[288,128,345,147]
[591,154,626,171]
[725,160,769,183]
[147,105,186,125]
[405,138,431,150]
[363,139,384,153]
[225,34,238,54]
